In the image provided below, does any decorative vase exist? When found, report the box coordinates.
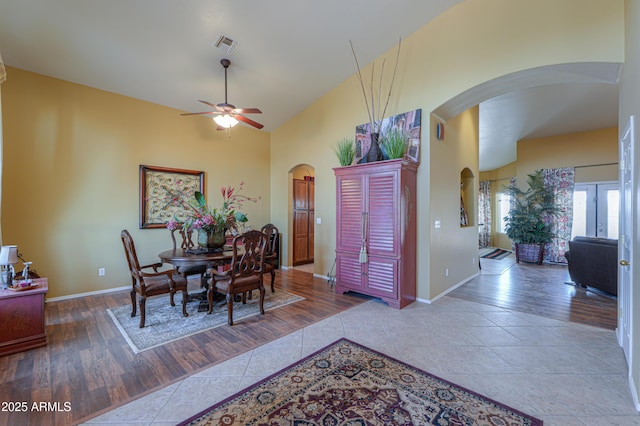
[366,132,383,163]
[197,228,226,250]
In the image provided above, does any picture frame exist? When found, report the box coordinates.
[355,108,422,165]
[139,165,204,229]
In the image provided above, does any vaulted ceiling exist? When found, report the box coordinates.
[0,0,619,171]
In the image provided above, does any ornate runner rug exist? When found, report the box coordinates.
[480,247,512,260]
[107,290,303,353]
[180,338,542,425]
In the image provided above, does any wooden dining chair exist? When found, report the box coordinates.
[121,230,189,328]
[207,230,267,326]
[170,226,207,285]
[260,223,279,293]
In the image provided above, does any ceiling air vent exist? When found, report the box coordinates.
[213,33,239,55]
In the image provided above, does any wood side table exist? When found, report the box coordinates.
[0,277,48,356]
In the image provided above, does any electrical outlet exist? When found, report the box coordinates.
[98,268,106,276]
[472,257,476,264]
[445,268,449,277]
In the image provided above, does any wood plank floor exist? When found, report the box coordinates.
[450,256,618,330]
[0,269,369,426]
[0,261,617,425]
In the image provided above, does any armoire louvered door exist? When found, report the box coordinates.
[334,159,417,308]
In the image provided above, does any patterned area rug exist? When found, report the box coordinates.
[180,338,542,425]
[480,247,513,260]
[107,290,304,353]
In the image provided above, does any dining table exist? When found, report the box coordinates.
[158,246,240,303]
[158,246,235,271]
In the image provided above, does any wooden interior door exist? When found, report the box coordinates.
[309,181,315,260]
[293,179,314,265]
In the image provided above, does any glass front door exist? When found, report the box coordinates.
[571,182,619,239]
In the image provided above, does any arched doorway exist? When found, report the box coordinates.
[433,62,620,327]
[289,164,315,271]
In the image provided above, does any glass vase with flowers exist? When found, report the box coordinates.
[167,182,258,251]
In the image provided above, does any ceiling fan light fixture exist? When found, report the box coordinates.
[213,114,238,128]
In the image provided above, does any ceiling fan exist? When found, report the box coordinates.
[181,58,263,130]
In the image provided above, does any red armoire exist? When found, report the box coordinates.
[334,159,417,308]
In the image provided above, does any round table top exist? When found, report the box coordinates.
[158,247,235,267]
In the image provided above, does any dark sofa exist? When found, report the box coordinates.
[564,236,618,296]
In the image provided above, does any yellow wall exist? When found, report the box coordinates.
[271,0,623,300]
[480,127,618,250]
[1,0,625,301]
[517,127,618,184]
[2,67,271,298]
[429,107,480,297]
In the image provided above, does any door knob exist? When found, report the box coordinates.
[620,260,631,266]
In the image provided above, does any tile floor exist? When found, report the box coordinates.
[83,296,639,425]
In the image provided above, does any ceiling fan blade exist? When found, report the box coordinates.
[187,61,263,126]
[180,111,222,116]
[232,108,262,114]
[198,100,224,111]
[234,114,264,129]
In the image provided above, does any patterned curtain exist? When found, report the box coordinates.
[508,177,517,250]
[478,181,491,247]
[543,168,575,264]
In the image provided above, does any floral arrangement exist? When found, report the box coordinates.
[167,182,259,234]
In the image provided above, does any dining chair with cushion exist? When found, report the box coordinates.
[207,230,267,326]
[260,223,279,293]
[121,230,189,328]
[170,226,207,285]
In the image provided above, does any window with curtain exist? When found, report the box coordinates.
[496,191,511,234]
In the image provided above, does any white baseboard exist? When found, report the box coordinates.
[415,272,481,304]
[629,374,640,412]
[46,285,129,302]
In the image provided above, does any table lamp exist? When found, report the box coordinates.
[0,245,19,288]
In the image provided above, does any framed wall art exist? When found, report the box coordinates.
[139,165,204,229]
[354,108,422,165]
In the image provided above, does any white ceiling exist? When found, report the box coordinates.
[478,81,619,171]
[0,0,620,171]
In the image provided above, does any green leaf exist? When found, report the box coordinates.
[234,211,248,223]
[333,138,355,166]
[194,191,207,208]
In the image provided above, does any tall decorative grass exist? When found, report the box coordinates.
[380,128,408,159]
[333,138,355,166]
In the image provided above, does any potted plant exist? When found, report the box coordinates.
[380,128,408,160]
[333,138,355,166]
[167,182,258,250]
[503,169,559,264]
